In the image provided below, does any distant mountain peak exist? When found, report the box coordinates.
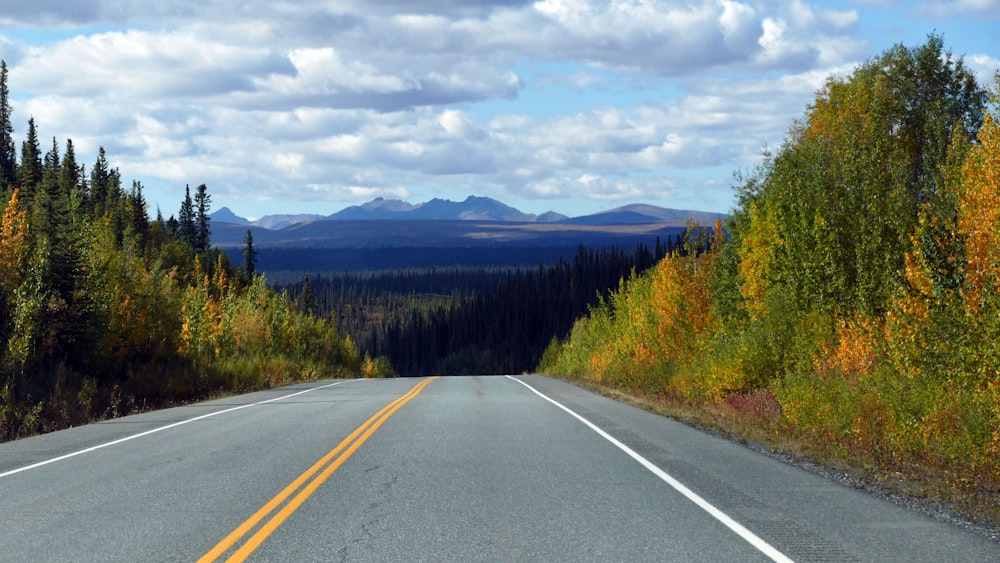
[360,197,416,212]
[330,195,538,222]
[210,207,251,225]
[563,204,727,226]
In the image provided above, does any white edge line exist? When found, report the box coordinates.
[0,380,352,479]
[506,375,794,563]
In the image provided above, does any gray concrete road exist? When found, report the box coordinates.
[0,375,995,561]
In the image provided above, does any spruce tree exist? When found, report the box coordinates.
[300,274,316,316]
[17,117,42,200]
[0,61,15,191]
[128,180,149,240]
[59,139,79,197]
[193,183,211,252]
[89,146,110,215]
[178,184,196,247]
[242,228,257,279]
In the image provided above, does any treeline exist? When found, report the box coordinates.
[251,246,616,273]
[282,242,675,376]
[541,36,1000,519]
[0,61,359,441]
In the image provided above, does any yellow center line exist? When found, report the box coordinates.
[198,376,438,563]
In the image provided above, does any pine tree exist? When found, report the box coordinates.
[128,180,149,240]
[178,184,196,247]
[242,228,257,279]
[193,183,211,252]
[0,61,15,191]
[59,139,80,197]
[89,146,110,214]
[17,117,42,200]
[300,274,316,316]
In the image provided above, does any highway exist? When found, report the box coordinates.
[0,375,996,561]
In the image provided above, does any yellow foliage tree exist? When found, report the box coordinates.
[957,112,1000,316]
[0,189,29,296]
[737,201,781,319]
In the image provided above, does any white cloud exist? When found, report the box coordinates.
[967,54,1000,85]
[13,30,287,99]
[0,0,984,217]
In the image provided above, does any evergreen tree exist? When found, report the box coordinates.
[89,147,110,214]
[242,228,257,279]
[105,166,123,211]
[30,138,61,248]
[178,184,196,247]
[17,117,42,200]
[193,183,211,252]
[128,180,149,240]
[299,275,316,316]
[59,139,80,197]
[0,61,15,191]
[166,214,180,237]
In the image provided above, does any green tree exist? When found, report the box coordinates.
[242,228,257,280]
[299,274,316,316]
[0,61,15,191]
[193,183,211,253]
[127,180,149,241]
[59,139,80,198]
[89,146,111,215]
[17,118,42,201]
[740,34,986,318]
[178,184,196,248]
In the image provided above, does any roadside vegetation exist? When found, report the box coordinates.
[540,36,1000,524]
[0,61,360,441]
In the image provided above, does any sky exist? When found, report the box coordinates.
[0,1,998,220]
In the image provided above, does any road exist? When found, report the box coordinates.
[0,375,995,561]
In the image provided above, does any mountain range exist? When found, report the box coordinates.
[211,195,725,231]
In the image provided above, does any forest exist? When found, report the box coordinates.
[277,240,677,376]
[0,61,359,440]
[540,36,1000,522]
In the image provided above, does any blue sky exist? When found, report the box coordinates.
[0,1,998,220]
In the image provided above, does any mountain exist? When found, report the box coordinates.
[564,204,727,226]
[209,208,324,230]
[210,207,251,225]
[329,197,418,220]
[537,211,570,223]
[210,196,724,233]
[329,196,543,222]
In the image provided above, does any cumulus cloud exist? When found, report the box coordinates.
[13,30,289,99]
[966,54,1000,84]
[0,0,983,216]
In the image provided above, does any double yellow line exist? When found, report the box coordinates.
[199,376,438,562]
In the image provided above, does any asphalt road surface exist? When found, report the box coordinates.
[1,375,996,561]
